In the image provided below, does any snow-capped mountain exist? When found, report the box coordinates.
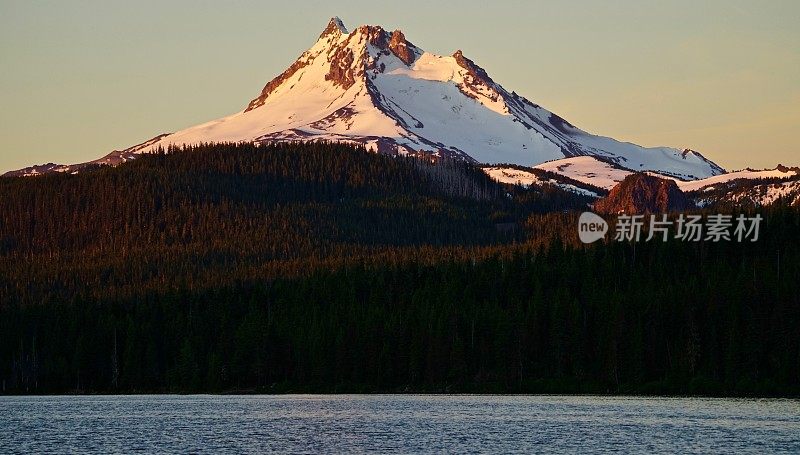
[7,17,725,179]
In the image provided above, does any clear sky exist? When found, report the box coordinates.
[1,0,798,172]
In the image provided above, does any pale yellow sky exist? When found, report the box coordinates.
[1,0,798,172]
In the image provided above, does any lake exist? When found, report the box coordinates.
[1,395,799,453]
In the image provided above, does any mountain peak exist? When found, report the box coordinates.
[320,17,348,39]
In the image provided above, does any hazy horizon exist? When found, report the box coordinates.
[1,0,798,173]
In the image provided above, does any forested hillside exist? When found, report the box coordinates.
[0,143,590,303]
[0,143,797,395]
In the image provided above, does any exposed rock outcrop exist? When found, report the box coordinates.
[325,45,356,90]
[594,173,693,214]
[389,30,415,65]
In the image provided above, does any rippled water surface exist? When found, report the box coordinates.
[1,395,799,453]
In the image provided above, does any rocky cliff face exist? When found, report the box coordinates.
[388,30,416,65]
[594,173,693,214]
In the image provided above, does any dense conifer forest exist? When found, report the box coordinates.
[0,143,797,395]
